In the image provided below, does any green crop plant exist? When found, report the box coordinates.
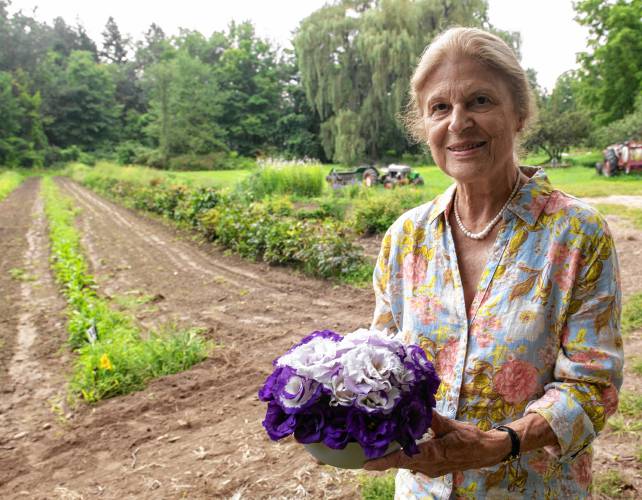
[359,472,395,500]
[242,163,326,198]
[42,177,211,403]
[0,171,25,201]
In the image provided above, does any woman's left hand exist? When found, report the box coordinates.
[363,412,510,477]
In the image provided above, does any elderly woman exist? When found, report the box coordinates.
[363,27,623,498]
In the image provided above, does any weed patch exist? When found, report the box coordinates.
[42,177,211,402]
[9,267,36,281]
[594,204,642,231]
[359,472,395,500]
[618,391,642,419]
[592,470,635,498]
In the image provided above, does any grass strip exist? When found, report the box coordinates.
[594,204,642,231]
[621,292,642,336]
[0,170,25,201]
[42,176,211,402]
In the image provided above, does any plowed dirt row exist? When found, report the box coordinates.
[0,178,375,499]
[1,180,640,499]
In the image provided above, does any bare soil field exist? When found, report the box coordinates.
[0,180,640,499]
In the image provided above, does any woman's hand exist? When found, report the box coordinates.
[363,412,511,477]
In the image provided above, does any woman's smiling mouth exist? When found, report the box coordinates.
[447,141,487,152]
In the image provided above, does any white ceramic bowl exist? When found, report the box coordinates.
[304,441,401,469]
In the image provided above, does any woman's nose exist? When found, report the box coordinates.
[448,105,473,134]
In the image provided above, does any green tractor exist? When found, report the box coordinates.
[326,164,424,189]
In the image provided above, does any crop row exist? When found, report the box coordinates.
[66,165,375,283]
[0,170,25,201]
[42,177,211,402]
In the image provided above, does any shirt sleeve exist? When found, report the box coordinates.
[524,223,623,463]
[371,228,400,335]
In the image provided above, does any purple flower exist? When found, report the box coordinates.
[399,399,430,439]
[274,366,322,414]
[258,365,284,402]
[294,406,325,443]
[348,410,397,459]
[260,328,442,459]
[322,406,352,449]
[262,401,297,440]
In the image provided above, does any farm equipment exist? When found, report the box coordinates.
[595,141,642,176]
[326,164,424,188]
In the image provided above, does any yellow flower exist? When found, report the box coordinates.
[99,353,113,371]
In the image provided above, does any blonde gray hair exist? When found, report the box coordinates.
[405,27,536,144]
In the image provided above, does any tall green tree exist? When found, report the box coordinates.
[524,72,591,162]
[214,21,284,156]
[100,16,130,64]
[44,51,120,149]
[574,0,642,124]
[0,70,46,166]
[145,52,226,160]
[294,0,505,163]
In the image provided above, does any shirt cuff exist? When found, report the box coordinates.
[524,387,596,463]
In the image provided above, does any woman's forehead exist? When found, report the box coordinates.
[419,59,509,101]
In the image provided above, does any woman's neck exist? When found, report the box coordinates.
[454,167,524,232]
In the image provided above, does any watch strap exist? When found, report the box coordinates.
[494,425,520,462]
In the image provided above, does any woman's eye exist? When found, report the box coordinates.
[431,103,448,114]
[474,95,490,105]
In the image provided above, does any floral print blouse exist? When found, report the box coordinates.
[371,167,623,499]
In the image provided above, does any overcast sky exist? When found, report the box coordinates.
[8,0,589,92]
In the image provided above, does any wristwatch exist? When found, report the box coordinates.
[494,425,521,462]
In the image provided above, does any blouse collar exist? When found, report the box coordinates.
[426,166,554,227]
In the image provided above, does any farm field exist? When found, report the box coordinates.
[0,172,641,498]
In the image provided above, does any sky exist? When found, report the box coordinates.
[8,0,589,93]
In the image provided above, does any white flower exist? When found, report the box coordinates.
[356,387,401,412]
[277,337,339,384]
[328,373,357,406]
[278,372,319,410]
[340,343,404,395]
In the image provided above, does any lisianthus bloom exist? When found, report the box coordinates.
[259,328,441,460]
[263,401,297,440]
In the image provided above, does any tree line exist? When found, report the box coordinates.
[0,0,640,169]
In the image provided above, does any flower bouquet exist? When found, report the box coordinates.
[258,328,440,469]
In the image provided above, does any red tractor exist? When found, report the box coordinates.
[596,141,642,176]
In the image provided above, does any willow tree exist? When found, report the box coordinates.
[294,0,501,164]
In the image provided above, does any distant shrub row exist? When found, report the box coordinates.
[115,142,256,170]
[67,168,372,282]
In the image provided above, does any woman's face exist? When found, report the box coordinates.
[420,57,522,183]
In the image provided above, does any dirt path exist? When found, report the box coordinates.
[585,195,642,209]
[0,178,70,492]
[1,180,640,499]
[0,178,375,499]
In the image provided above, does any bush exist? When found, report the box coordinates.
[115,141,139,164]
[168,152,256,171]
[352,189,425,236]
[200,195,368,278]
[242,164,325,198]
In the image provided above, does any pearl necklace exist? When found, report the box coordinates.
[453,173,521,240]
